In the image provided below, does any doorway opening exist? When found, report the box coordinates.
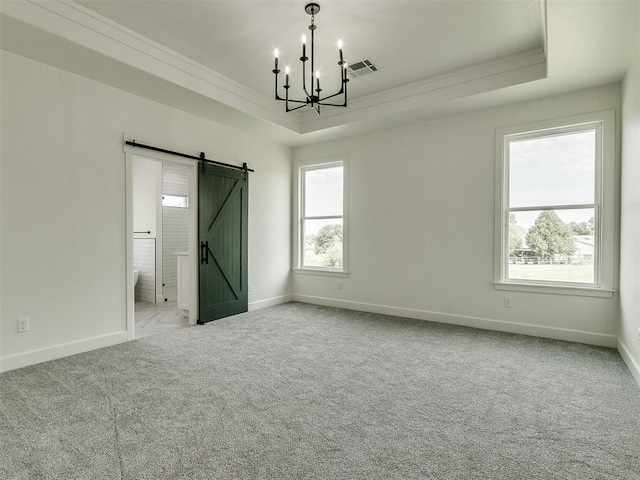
[125,150,199,340]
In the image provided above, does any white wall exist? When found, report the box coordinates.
[0,50,292,371]
[161,163,190,302]
[619,2,640,386]
[132,157,162,303]
[132,157,161,239]
[293,84,622,347]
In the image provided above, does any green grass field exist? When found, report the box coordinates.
[508,264,594,283]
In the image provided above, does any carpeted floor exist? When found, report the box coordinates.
[1,302,639,479]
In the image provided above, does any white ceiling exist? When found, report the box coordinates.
[1,0,637,145]
[74,0,544,98]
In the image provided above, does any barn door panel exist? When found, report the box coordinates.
[198,163,248,323]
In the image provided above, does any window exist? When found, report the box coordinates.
[495,111,614,297]
[162,194,189,208]
[295,157,347,274]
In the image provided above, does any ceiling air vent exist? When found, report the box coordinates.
[347,59,378,78]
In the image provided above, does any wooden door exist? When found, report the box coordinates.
[198,162,248,323]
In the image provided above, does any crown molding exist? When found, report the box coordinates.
[1,0,547,137]
[1,0,301,133]
[297,48,547,133]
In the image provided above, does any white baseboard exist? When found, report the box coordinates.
[249,294,293,311]
[293,294,618,348]
[617,339,640,389]
[0,331,128,373]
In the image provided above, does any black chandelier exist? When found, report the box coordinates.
[272,2,348,115]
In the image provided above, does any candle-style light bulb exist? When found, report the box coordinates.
[301,34,306,60]
[274,48,279,71]
[315,70,320,92]
[338,39,344,63]
[285,66,290,86]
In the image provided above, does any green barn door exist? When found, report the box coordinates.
[198,162,248,323]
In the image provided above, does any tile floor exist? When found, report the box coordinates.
[135,300,190,338]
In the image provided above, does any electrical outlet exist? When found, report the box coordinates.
[337,281,343,290]
[504,296,513,308]
[17,317,29,333]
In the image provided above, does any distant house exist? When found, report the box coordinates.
[573,235,595,261]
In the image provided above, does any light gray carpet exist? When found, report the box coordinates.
[1,302,639,479]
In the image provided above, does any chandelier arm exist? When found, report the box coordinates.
[343,68,348,107]
[286,103,310,112]
[335,63,347,94]
[275,82,285,101]
[318,85,347,104]
[315,68,348,102]
[278,97,310,105]
[273,66,283,101]
[319,87,346,101]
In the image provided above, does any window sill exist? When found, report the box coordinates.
[293,268,349,278]
[493,281,614,298]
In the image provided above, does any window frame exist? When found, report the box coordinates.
[293,155,348,276]
[494,111,615,298]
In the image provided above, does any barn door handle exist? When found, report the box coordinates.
[200,241,209,264]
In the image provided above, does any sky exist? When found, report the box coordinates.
[305,165,343,216]
[304,165,343,236]
[509,129,596,229]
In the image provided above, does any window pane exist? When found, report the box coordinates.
[303,219,343,268]
[162,194,189,208]
[509,130,595,208]
[508,209,595,284]
[305,166,343,217]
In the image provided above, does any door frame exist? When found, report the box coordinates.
[124,144,199,340]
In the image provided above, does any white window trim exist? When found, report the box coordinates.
[494,110,615,298]
[293,155,348,276]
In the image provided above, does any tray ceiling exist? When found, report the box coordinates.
[1,1,636,145]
